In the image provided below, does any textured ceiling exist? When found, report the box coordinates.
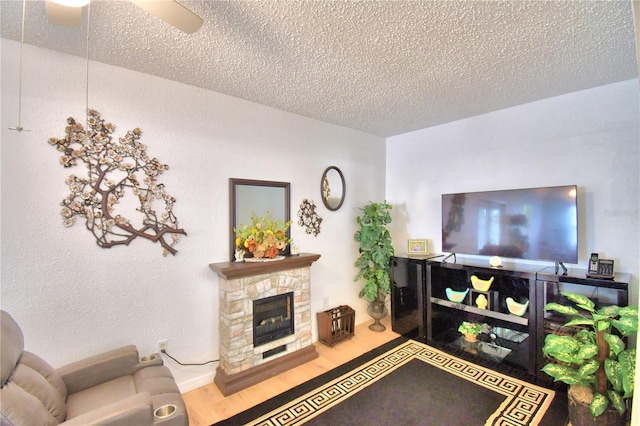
[1,0,637,137]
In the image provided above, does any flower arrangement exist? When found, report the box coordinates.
[458,321,482,343]
[458,321,482,335]
[234,212,293,259]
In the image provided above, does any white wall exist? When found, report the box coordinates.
[386,78,639,303]
[1,40,385,391]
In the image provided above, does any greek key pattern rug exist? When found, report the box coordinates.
[246,340,555,426]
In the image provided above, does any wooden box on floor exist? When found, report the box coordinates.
[317,305,355,346]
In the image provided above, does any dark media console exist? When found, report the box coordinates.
[390,255,630,384]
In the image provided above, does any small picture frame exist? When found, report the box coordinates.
[408,239,429,255]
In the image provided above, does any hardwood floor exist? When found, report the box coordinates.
[182,316,399,425]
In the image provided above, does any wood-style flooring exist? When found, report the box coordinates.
[182,316,399,425]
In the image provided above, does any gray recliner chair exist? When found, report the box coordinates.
[0,310,188,426]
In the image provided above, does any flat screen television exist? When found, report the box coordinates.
[442,185,578,264]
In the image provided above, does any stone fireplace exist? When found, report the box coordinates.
[209,253,320,395]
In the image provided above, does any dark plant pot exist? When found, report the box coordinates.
[568,386,626,426]
[367,300,388,332]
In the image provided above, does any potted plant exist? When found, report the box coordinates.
[353,201,394,331]
[458,321,482,342]
[541,291,637,425]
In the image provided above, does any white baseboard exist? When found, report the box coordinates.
[177,371,215,394]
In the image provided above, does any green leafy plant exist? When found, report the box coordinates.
[458,321,482,335]
[541,291,638,419]
[353,201,394,302]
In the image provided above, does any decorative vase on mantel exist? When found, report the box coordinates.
[234,248,245,262]
[367,299,388,332]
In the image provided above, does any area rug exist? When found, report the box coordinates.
[216,338,558,426]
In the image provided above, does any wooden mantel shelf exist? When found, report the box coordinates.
[209,253,321,280]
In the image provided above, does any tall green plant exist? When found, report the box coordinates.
[353,201,394,302]
[541,291,638,418]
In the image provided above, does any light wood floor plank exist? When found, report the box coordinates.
[183,317,399,425]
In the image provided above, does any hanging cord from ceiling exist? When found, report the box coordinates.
[84,0,91,134]
[8,0,31,132]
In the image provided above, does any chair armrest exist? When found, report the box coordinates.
[58,345,164,394]
[59,392,153,425]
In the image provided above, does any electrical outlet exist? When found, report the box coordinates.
[157,339,168,353]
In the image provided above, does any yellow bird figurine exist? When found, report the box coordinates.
[471,275,494,291]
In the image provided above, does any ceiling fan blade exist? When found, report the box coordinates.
[45,0,82,27]
[130,0,203,34]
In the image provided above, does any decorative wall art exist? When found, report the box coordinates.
[47,110,187,256]
[298,199,322,236]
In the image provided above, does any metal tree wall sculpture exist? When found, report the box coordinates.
[48,110,186,256]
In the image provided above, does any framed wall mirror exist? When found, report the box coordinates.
[321,166,346,211]
[229,178,291,261]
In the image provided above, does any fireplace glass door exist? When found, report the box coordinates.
[253,292,294,346]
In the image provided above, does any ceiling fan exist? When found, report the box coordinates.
[44,0,204,34]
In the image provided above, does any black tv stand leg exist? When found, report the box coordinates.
[555,261,568,275]
[442,253,456,263]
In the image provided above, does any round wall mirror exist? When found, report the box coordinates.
[321,166,345,211]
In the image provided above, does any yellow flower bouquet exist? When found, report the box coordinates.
[234,212,293,259]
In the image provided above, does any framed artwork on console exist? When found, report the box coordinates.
[408,239,429,254]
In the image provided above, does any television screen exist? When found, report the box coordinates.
[442,185,578,264]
